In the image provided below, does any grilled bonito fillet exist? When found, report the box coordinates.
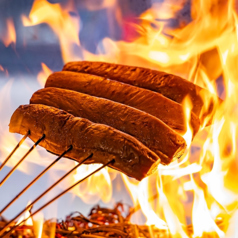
[63,61,221,121]
[30,87,187,164]
[9,104,161,181]
[45,71,200,135]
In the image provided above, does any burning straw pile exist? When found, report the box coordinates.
[0,201,226,238]
[0,203,171,238]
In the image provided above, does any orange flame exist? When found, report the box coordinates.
[37,63,53,87]
[1,18,16,47]
[22,0,81,63]
[72,163,113,204]
[182,97,194,148]
[16,202,33,226]
[80,0,117,11]
[33,212,44,238]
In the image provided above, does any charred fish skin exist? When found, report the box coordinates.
[45,71,200,135]
[9,104,160,181]
[30,87,187,164]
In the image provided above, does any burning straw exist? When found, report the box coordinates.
[0,202,226,238]
[0,203,169,238]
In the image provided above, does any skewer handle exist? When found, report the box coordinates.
[0,131,30,172]
[0,134,45,187]
[0,152,94,237]
[2,159,114,238]
[0,145,73,215]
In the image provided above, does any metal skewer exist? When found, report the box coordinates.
[0,132,115,237]
[1,159,114,238]
[0,151,94,236]
[0,130,30,172]
[0,145,73,215]
[0,134,45,186]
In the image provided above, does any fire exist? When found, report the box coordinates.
[16,204,33,226]
[37,63,53,87]
[0,65,9,77]
[80,0,117,11]
[1,0,238,237]
[33,212,44,238]
[72,163,112,203]
[191,175,225,237]
[22,0,81,63]
[15,204,45,238]
[182,97,194,148]
[1,18,16,47]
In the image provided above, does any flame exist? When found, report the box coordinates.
[72,163,113,204]
[182,97,194,148]
[2,0,238,237]
[190,174,225,237]
[80,0,117,11]
[0,65,9,77]
[16,202,33,226]
[22,0,81,63]
[89,0,238,235]
[37,63,53,87]
[33,212,44,238]
[1,18,16,47]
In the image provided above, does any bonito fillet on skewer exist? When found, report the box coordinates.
[45,71,200,134]
[9,104,164,180]
[62,61,209,116]
[30,87,187,164]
